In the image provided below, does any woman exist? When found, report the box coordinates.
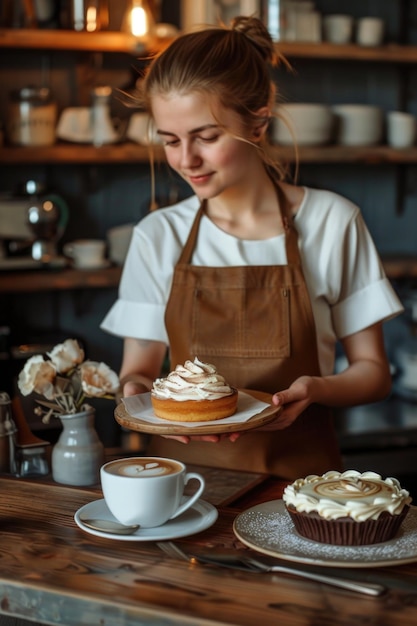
[101,16,403,479]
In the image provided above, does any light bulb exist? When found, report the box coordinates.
[124,0,152,37]
[86,6,98,32]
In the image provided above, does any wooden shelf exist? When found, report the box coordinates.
[0,143,163,164]
[0,266,122,293]
[3,143,417,165]
[277,41,417,64]
[2,29,417,62]
[272,145,417,165]
[0,258,414,294]
[381,256,417,280]
[0,28,163,54]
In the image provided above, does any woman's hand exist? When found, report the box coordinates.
[118,337,166,399]
[241,376,313,433]
[255,323,392,433]
[160,378,314,443]
[269,376,313,428]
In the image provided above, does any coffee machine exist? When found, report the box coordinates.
[0,180,68,266]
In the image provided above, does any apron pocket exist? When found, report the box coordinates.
[191,287,290,357]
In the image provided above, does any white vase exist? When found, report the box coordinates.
[52,406,104,486]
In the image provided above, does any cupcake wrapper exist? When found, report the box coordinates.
[287,506,410,546]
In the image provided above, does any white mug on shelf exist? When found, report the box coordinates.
[386,111,417,149]
[356,17,384,47]
[323,14,354,45]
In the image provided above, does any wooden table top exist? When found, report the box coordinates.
[1,467,417,626]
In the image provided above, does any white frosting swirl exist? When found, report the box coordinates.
[152,357,234,401]
[283,470,412,522]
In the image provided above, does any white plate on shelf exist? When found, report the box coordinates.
[75,498,218,541]
[233,500,417,568]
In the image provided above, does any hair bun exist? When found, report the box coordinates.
[230,15,278,65]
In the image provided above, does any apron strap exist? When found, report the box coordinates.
[177,202,205,265]
[274,182,301,266]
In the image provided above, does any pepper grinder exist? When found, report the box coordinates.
[11,396,50,478]
[0,392,17,474]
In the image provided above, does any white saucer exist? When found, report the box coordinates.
[75,498,218,541]
[71,259,112,270]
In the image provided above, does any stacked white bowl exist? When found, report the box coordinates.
[272,103,334,146]
[332,104,384,146]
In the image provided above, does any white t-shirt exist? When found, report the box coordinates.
[101,187,403,375]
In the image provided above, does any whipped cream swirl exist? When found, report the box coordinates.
[152,357,234,401]
[283,470,412,522]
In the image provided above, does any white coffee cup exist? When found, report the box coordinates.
[63,239,106,268]
[387,111,416,149]
[356,17,384,47]
[100,457,205,528]
[323,14,353,44]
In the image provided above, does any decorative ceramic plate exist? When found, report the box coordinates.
[114,389,281,435]
[233,500,417,568]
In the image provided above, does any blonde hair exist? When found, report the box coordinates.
[139,16,291,182]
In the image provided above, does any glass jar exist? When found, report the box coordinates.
[7,86,57,147]
[67,0,109,32]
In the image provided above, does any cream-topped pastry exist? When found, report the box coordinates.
[283,470,412,545]
[151,357,237,422]
[283,470,411,521]
[152,357,234,401]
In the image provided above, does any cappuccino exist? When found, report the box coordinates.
[105,457,181,478]
[100,456,205,528]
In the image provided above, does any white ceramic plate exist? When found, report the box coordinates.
[233,500,417,568]
[75,498,217,541]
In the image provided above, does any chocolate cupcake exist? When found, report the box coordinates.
[283,470,412,546]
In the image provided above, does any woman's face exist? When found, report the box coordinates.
[151,91,262,200]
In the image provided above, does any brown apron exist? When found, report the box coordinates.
[148,185,342,479]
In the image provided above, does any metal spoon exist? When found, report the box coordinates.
[80,517,140,535]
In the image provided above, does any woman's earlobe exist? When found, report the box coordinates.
[252,119,269,142]
[251,107,271,141]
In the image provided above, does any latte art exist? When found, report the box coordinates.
[314,479,383,499]
[105,457,181,478]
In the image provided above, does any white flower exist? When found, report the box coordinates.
[17,338,120,420]
[48,339,85,374]
[80,361,120,397]
[18,355,57,400]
